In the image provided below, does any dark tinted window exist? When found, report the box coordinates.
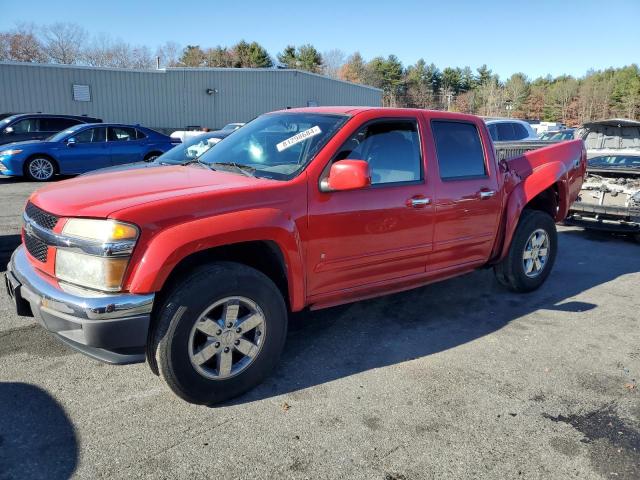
[108,126,137,141]
[512,123,529,139]
[40,117,81,131]
[134,129,147,139]
[11,118,39,133]
[432,121,486,179]
[487,123,498,141]
[589,155,640,167]
[74,127,106,143]
[332,120,422,184]
[497,122,516,141]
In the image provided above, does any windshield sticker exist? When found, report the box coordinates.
[276,126,322,152]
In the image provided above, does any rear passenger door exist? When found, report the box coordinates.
[429,120,502,273]
[108,127,147,165]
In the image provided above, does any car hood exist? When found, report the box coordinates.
[30,165,273,218]
[81,161,164,176]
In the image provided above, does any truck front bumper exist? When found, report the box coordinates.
[5,246,155,364]
[567,202,640,234]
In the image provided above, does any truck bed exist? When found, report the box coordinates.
[494,140,559,161]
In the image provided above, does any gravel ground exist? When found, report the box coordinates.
[0,176,638,480]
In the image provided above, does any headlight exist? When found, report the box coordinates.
[55,250,129,291]
[0,149,23,156]
[62,218,138,242]
[55,219,139,291]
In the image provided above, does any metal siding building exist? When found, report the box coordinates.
[0,62,382,131]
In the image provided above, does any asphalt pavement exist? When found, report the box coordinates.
[0,176,638,479]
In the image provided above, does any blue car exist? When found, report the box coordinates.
[0,123,178,181]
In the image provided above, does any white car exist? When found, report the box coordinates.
[484,118,539,142]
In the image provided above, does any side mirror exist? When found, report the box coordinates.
[66,137,76,146]
[323,159,371,192]
[3,126,14,135]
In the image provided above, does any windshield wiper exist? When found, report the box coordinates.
[181,158,208,167]
[210,161,256,177]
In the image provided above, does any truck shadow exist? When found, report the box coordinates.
[0,234,21,267]
[0,382,78,480]
[230,229,640,405]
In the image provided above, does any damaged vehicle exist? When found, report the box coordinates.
[567,119,640,240]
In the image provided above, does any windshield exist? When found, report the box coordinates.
[156,134,226,164]
[197,113,348,179]
[0,116,17,128]
[589,155,640,169]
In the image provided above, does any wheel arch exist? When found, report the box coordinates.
[23,153,59,176]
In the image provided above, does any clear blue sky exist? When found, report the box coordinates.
[2,0,639,80]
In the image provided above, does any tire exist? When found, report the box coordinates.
[151,262,288,405]
[494,209,557,293]
[25,156,56,181]
[144,152,161,162]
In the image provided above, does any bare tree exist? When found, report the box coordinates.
[156,41,181,68]
[322,49,345,78]
[42,22,87,64]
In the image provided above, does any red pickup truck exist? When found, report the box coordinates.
[5,107,586,404]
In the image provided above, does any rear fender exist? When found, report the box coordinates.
[496,140,584,260]
[125,208,306,311]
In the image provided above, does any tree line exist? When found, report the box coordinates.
[2,22,639,125]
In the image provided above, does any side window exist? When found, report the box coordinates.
[487,123,498,141]
[74,127,106,143]
[497,122,516,141]
[11,118,39,133]
[108,127,136,141]
[332,120,422,185]
[432,121,487,180]
[135,129,147,140]
[40,118,81,131]
[512,123,529,140]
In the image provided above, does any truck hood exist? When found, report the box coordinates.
[30,165,272,218]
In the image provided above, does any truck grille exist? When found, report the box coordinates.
[25,202,59,230]
[24,232,48,262]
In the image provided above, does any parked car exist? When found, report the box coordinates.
[0,123,177,181]
[485,118,539,142]
[576,118,640,154]
[539,129,575,141]
[5,107,586,404]
[82,130,232,176]
[220,122,245,132]
[566,149,640,241]
[0,113,102,146]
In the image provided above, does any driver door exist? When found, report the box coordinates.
[56,126,110,173]
[306,116,434,297]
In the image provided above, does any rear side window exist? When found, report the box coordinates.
[135,129,147,139]
[512,123,530,139]
[40,118,81,131]
[108,127,137,141]
[497,123,516,141]
[432,121,486,179]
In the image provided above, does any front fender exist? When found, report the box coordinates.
[125,207,306,311]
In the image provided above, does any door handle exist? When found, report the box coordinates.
[407,196,431,208]
[479,190,496,200]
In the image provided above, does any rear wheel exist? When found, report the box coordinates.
[494,210,557,292]
[25,157,55,181]
[151,262,288,405]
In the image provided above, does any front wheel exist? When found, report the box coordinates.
[25,157,56,181]
[151,262,288,405]
[494,210,558,292]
